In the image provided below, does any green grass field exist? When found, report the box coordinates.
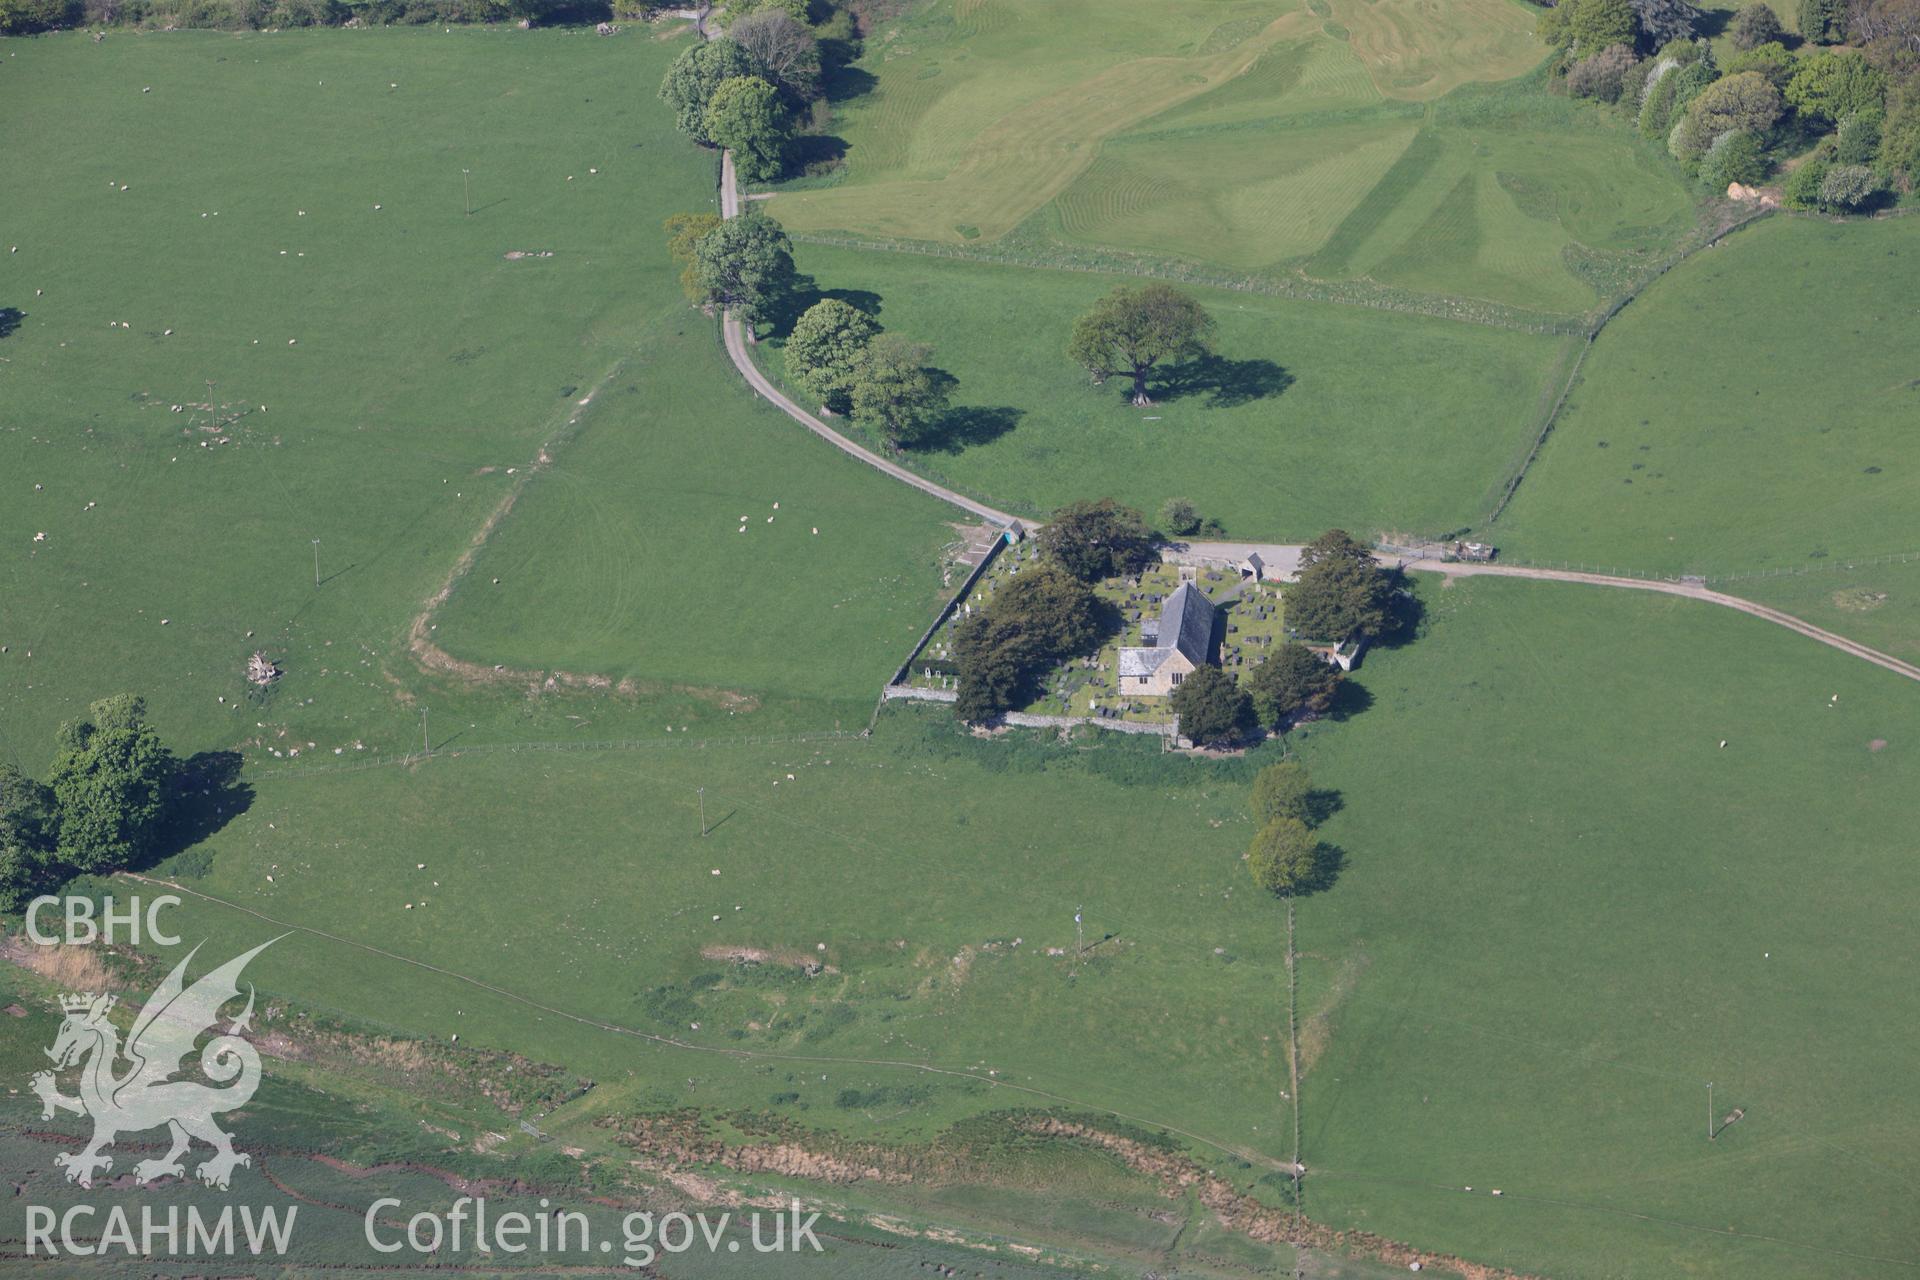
[1726,557,1920,665]
[0,27,957,767]
[771,0,1696,317]
[111,573,1920,1279]
[1493,216,1920,575]
[1292,577,1920,1277]
[6,19,1920,1280]
[759,244,1573,538]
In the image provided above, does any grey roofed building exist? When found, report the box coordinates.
[1115,583,1216,695]
[1117,646,1174,678]
[1160,583,1214,665]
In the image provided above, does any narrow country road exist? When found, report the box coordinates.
[717,153,1022,528]
[710,155,1919,686]
[1410,560,1920,682]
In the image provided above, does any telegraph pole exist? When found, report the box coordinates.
[422,706,430,757]
[1707,1082,1715,1141]
[311,538,321,588]
[698,786,707,837]
[462,169,472,217]
[1075,907,1084,956]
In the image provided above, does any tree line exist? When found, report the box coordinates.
[658,0,855,185]
[671,195,1257,460]
[1539,0,1919,207]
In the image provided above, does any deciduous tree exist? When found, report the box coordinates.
[659,38,762,144]
[0,765,55,912]
[1787,49,1889,125]
[1158,497,1202,537]
[728,8,820,100]
[1675,71,1784,158]
[1169,666,1255,747]
[785,299,878,412]
[1627,0,1702,46]
[1067,283,1215,406]
[1819,161,1884,205]
[1730,1,1784,47]
[1724,40,1795,87]
[850,335,950,450]
[663,211,721,304]
[691,207,797,335]
[1250,761,1313,825]
[1247,816,1317,896]
[46,695,175,874]
[1541,0,1639,49]
[1568,43,1641,100]
[706,75,791,182]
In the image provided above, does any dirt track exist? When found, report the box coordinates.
[717,153,1021,528]
[1412,560,1920,683]
[713,155,1920,687]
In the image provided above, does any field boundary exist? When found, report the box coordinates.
[880,687,1181,738]
[885,526,1014,690]
[1481,201,1777,527]
[1705,549,1920,586]
[786,230,1587,335]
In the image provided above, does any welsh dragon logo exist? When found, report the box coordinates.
[30,938,280,1190]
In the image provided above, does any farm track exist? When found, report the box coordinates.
[719,153,1021,528]
[1413,561,1920,683]
[716,153,1920,688]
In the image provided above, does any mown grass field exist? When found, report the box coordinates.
[0,27,957,771]
[1493,216,1920,575]
[114,574,1920,1279]
[760,244,1573,537]
[772,0,1694,317]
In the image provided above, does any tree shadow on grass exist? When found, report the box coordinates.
[1298,841,1346,896]
[821,59,878,104]
[150,750,253,868]
[818,286,883,318]
[915,405,1023,455]
[0,307,23,340]
[1152,355,1294,408]
[1371,580,1427,650]
[1692,6,1731,37]
[1323,678,1374,723]
[1305,787,1344,827]
[787,134,849,178]
[778,281,882,333]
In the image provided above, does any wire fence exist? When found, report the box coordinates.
[1704,549,1920,586]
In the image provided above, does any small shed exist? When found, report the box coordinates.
[1453,541,1496,562]
[1241,551,1266,580]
